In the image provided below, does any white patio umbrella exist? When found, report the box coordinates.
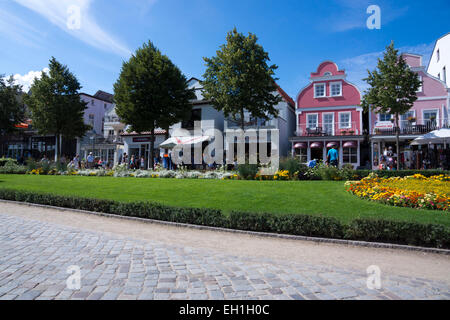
[159,136,212,149]
[410,128,450,148]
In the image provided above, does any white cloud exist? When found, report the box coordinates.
[340,42,434,91]
[10,68,50,92]
[12,0,131,57]
[0,8,44,48]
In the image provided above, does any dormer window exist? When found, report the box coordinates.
[324,72,332,76]
[314,83,326,98]
[330,82,342,96]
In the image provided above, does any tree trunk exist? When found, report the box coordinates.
[395,113,400,170]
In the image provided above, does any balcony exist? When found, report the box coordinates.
[295,121,360,137]
[372,119,449,136]
[225,117,276,130]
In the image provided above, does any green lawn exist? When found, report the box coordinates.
[0,174,448,226]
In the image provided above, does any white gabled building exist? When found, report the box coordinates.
[428,32,450,87]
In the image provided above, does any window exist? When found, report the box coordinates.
[314,83,325,98]
[182,109,202,129]
[306,114,318,129]
[343,147,357,164]
[339,112,351,129]
[437,49,440,62]
[417,76,423,92]
[330,82,342,96]
[108,129,114,136]
[91,99,95,105]
[104,103,107,109]
[443,66,447,83]
[401,111,415,127]
[379,113,391,122]
[88,114,95,128]
[423,110,438,125]
[324,72,332,76]
[295,148,307,163]
[323,113,334,135]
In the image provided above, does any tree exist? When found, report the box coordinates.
[0,76,26,152]
[361,42,421,170]
[0,76,25,135]
[25,57,89,161]
[114,41,195,169]
[202,28,282,131]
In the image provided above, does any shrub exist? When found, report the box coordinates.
[0,160,27,174]
[279,157,308,179]
[237,164,259,180]
[1,188,448,248]
[0,158,18,167]
[346,219,450,248]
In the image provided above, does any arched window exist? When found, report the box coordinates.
[324,72,332,76]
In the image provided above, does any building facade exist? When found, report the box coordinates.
[427,32,450,87]
[121,78,296,168]
[369,53,450,170]
[290,61,365,168]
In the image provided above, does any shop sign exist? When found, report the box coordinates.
[132,137,152,143]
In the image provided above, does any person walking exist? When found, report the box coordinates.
[87,152,94,169]
[140,156,145,170]
[327,146,339,167]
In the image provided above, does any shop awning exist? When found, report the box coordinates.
[326,141,340,148]
[410,128,450,146]
[343,141,357,148]
[294,142,307,149]
[310,142,323,149]
[159,136,212,149]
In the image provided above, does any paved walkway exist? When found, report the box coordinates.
[0,203,449,300]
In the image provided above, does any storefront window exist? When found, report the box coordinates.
[343,147,357,163]
[295,148,307,163]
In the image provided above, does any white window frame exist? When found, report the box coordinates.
[416,76,423,92]
[422,109,439,125]
[343,147,358,164]
[314,83,326,98]
[330,81,342,97]
[338,111,351,129]
[322,112,335,135]
[378,113,391,122]
[306,113,319,129]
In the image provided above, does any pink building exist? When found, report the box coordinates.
[290,61,365,168]
[369,53,450,169]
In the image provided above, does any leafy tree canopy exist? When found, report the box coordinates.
[25,57,89,140]
[202,28,282,130]
[0,76,26,136]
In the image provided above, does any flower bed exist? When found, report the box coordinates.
[346,173,450,211]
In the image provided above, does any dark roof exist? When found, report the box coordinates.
[275,84,295,107]
[94,90,114,103]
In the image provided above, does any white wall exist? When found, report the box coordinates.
[428,33,450,87]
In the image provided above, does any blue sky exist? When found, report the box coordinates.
[1,0,449,98]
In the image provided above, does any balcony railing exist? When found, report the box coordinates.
[226,117,275,129]
[295,121,360,137]
[372,119,449,135]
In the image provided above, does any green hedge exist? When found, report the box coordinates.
[0,188,448,249]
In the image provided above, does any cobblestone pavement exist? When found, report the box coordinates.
[0,214,449,300]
